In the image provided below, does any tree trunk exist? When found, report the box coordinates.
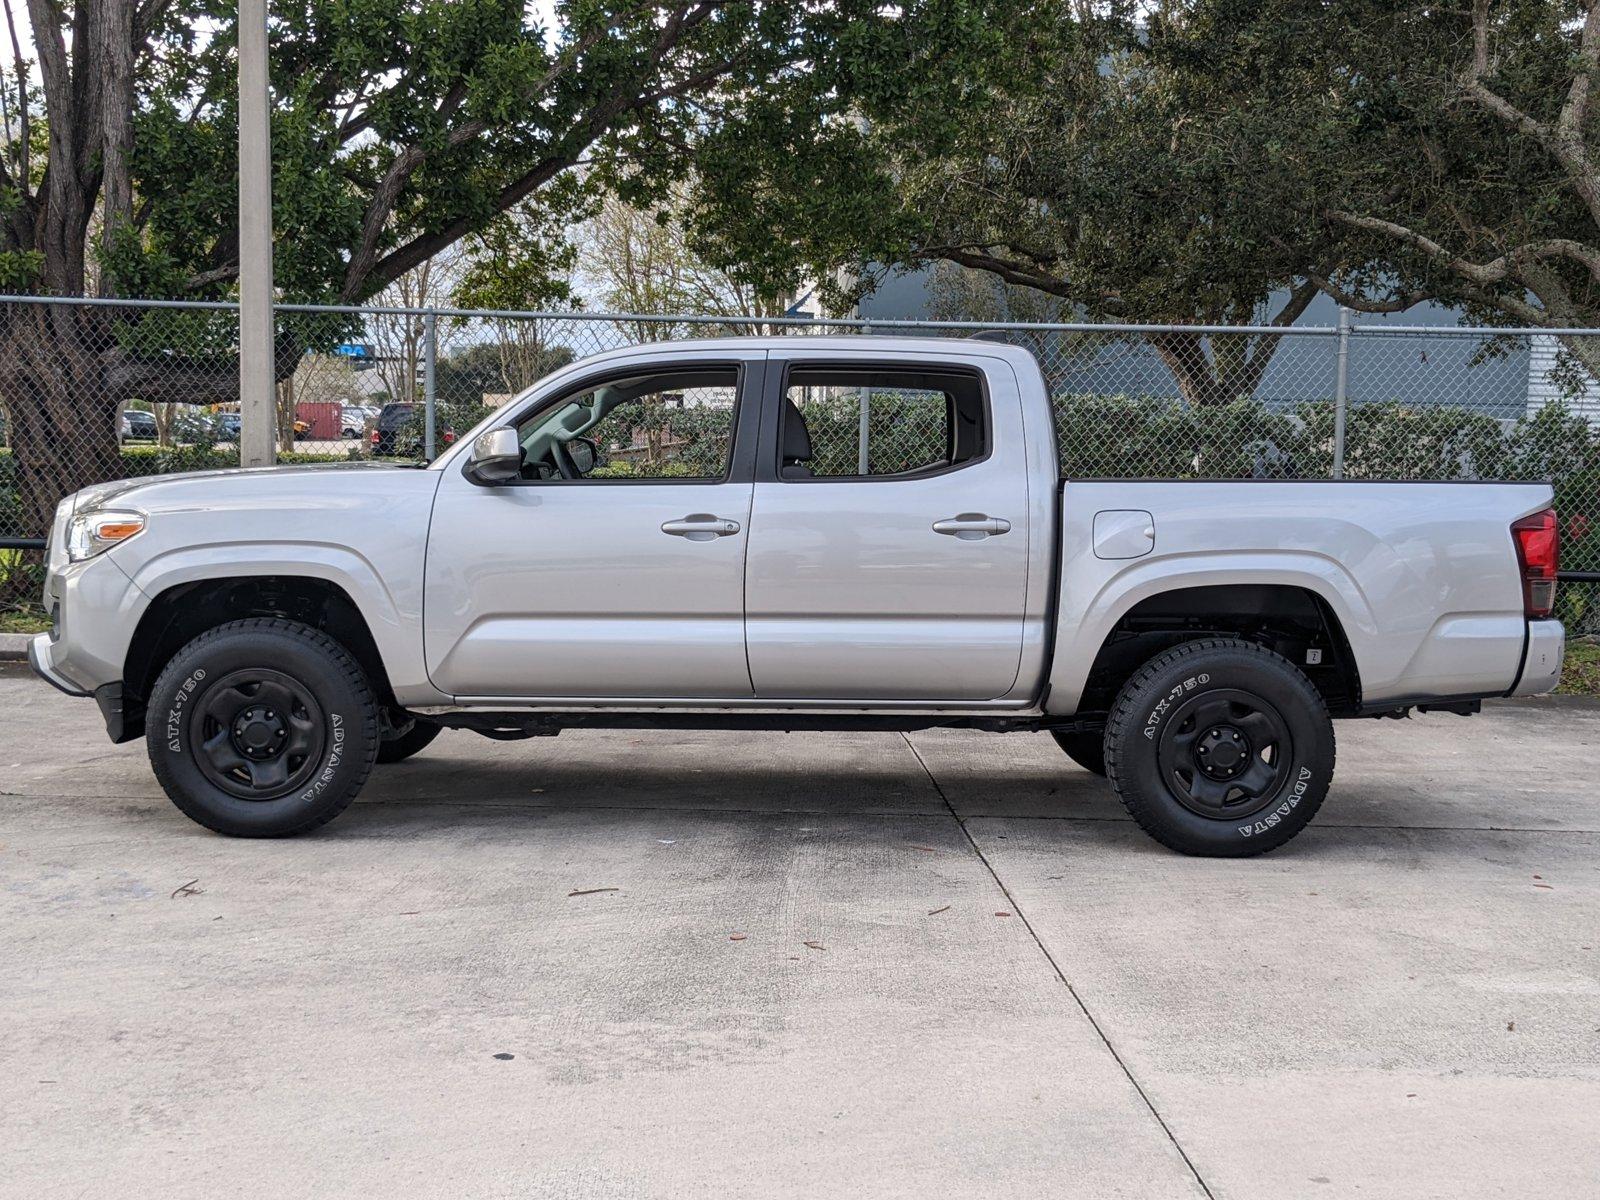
[0,306,126,538]
[1146,331,1278,407]
[0,303,303,538]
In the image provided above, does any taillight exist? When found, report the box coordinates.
[370,429,380,445]
[1511,508,1560,619]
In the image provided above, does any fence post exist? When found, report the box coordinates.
[423,308,437,460]
[857,388,871,474]
[853,321,872,473]
[1332,306,1352,479]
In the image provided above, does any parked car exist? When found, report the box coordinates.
[341,405,376,439]
[369,401,455,457]
[369,402,418,456]
[30,339,1566,852]
[119,409,158,441]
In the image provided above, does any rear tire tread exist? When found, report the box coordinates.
[1103,637,1333,857]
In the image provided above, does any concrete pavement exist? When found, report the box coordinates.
[2,662,1597,1198]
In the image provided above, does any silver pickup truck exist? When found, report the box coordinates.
[30,338,1566,855]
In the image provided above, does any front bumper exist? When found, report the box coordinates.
[1510,619,1565,697]
[28,633,90,697]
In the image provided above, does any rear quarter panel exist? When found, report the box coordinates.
[1045,480,1554,714]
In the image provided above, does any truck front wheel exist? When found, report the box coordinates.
[1103,638,1334,857]
[145,618,380,837]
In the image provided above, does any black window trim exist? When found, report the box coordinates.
[762,358,994,484]
[459,358,762,488]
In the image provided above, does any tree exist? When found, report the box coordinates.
[364,248,464,404]
[689,2,1351,406]
[0,0,1004,537]
[579,185,790,342]
[1285,0,1600,375]
[450,189,583,393]
[1079,1,1600,377]
[433,339,574,405]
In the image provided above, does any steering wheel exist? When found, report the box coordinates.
[551,439,579,480]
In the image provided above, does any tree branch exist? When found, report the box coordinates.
[1327,210,1600,284]
[1461,0,1600,226]
[1304,271,1429,314]
[344,5,730,300]
[1559,0,1600,143]
[2,0,29,197]
[1325,210,1563,326]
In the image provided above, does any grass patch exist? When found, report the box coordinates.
[1558,636,1600,696]
[0,607,49,634]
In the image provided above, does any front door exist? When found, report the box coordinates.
[425,358,761,699]
[744,355,1032,701]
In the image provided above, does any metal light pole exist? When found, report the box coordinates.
[237,0,276,468]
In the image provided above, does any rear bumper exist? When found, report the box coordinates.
[1510,619,1565,697]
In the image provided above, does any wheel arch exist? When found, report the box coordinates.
[121,575,397,739]
[1064,582,1363,718]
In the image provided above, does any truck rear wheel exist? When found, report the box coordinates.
[145,618,380,837]
[1104,638,1334,857]
[1050,730,1106,776]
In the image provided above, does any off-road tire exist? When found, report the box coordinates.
[376,719,441,764]
[1104,638,1334,857]
[146,618,379,837]
[1050,729,1107,776]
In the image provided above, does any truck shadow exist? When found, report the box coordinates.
[345,728,1130,828]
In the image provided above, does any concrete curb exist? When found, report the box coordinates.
[0,632,34,661]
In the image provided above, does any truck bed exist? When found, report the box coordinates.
[1041,480,1561,715]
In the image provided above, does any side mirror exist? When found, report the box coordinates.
[464,428,522,485]
[566,436,598,475]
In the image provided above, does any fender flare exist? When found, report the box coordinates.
[120,540,431,699]
[1045,551,1378,715]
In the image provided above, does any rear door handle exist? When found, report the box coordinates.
[932,513,1011,540]
[661,513,742,541]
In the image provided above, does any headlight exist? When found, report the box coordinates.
[66,509,145,562]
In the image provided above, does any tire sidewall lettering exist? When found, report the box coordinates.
[1142,673,1210,739]
[299,713,344,804]
[164,667,208,753]
[1237,765,1315,838]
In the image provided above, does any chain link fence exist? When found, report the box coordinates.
[1,296,1596,636]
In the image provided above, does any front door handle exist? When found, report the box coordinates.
[932,513,1012,540]
[661,513,742,541]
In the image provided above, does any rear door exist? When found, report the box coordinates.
[424,353,763,699]
[743,350,1032,701]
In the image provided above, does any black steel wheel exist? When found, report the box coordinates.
[146,618,379,837]
[191,669,328,799]
[1154,689,1292,820]
[1104,638,1334,857]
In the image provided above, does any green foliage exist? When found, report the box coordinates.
[52,0,1014,308]
[690,3,1340,329]
[588,399,735,477]
[434,341,575,406]
[1053,395,1313,479]
[0,250,43,290]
